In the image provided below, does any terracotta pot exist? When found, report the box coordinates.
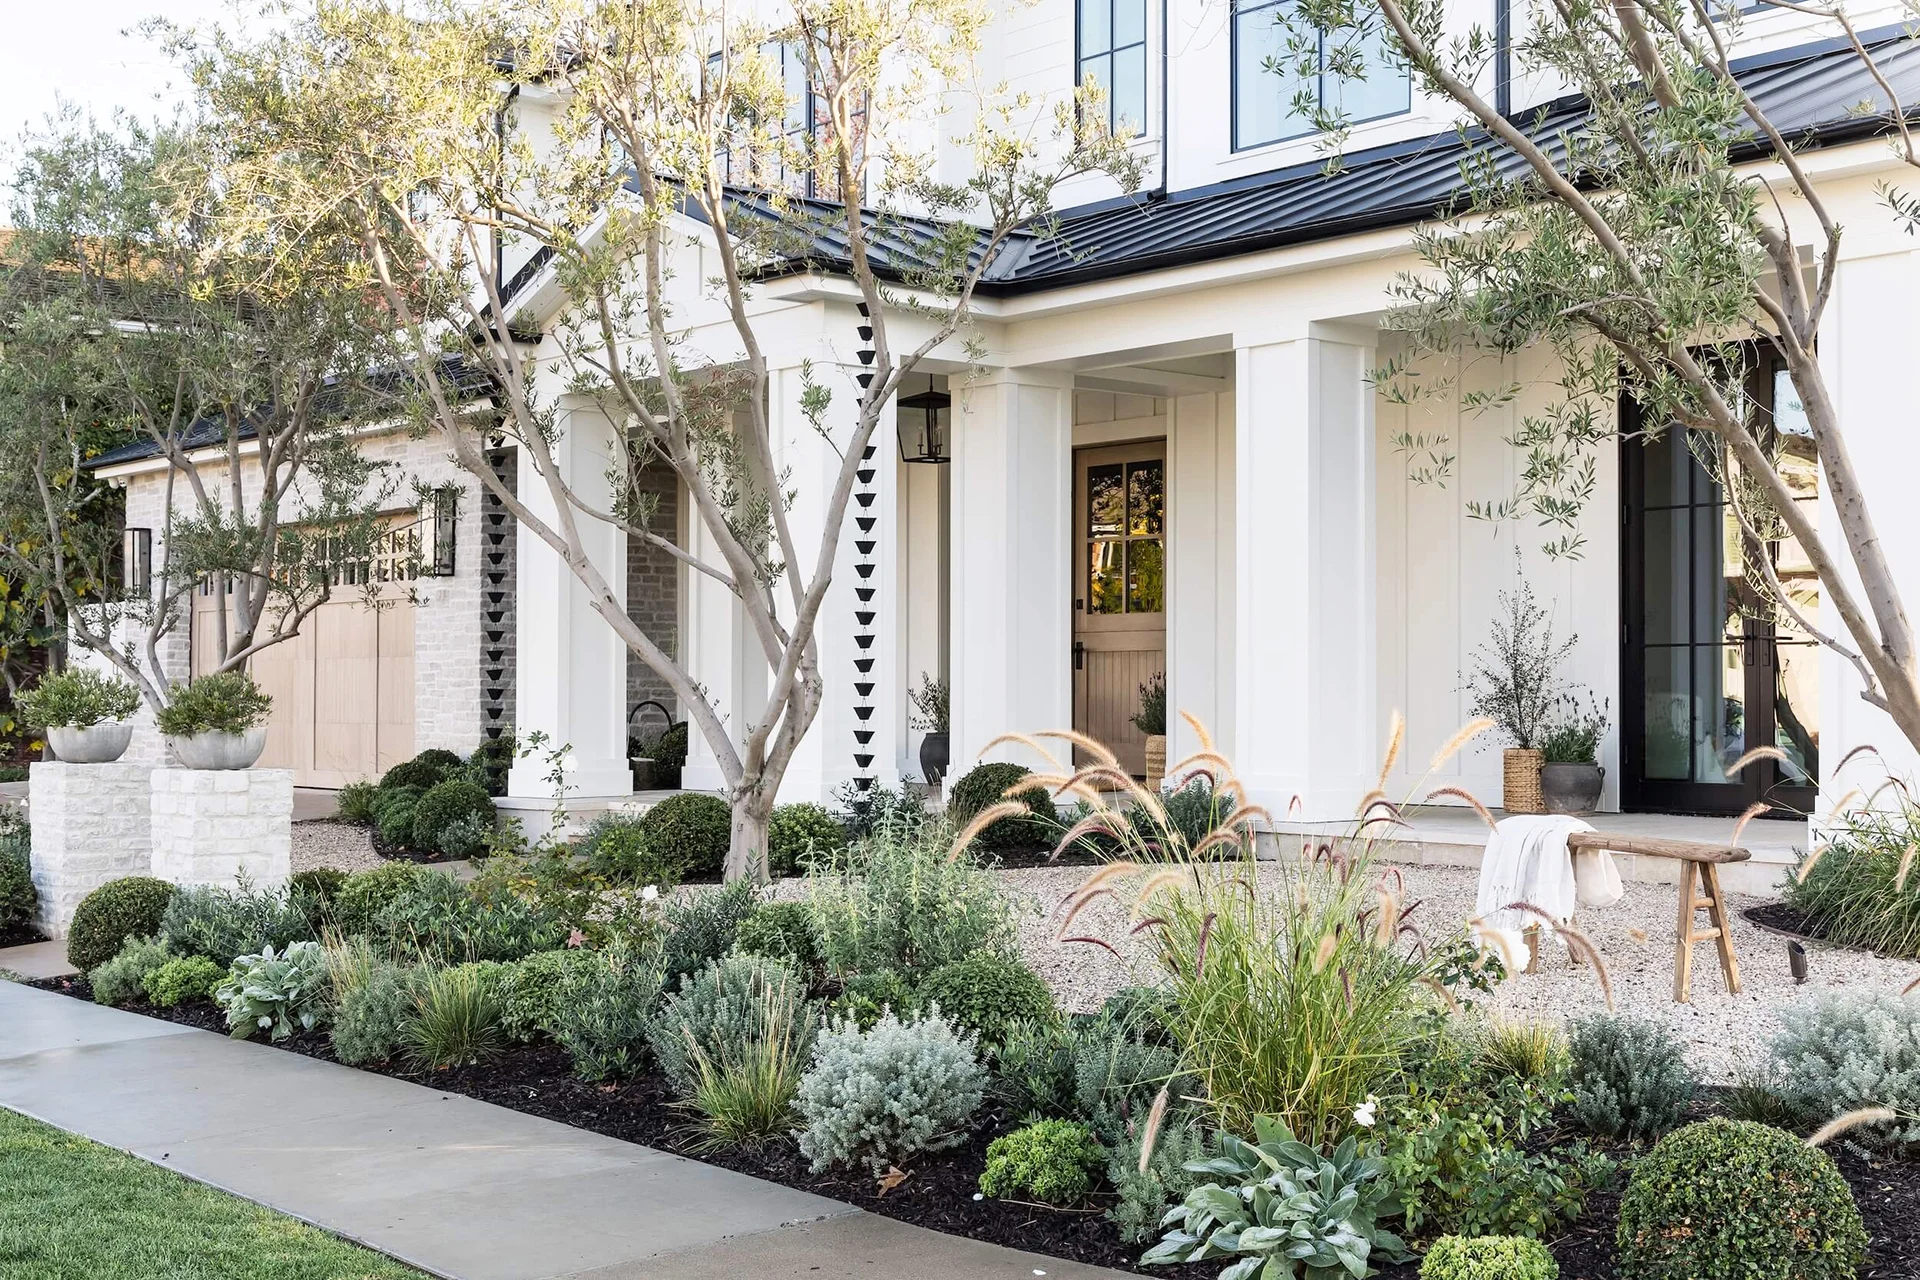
[919,731,949,786]
[1502,747,1545,814]
[1541,762,1604,815]
[46,722,133,764]
[1144,734,1167,791]
[168,726,268,770]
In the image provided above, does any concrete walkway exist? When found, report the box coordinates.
[0,981,1122,1280]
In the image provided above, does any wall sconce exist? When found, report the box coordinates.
[121,527,152,596]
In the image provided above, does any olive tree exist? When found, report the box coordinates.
[187,0,1141,878]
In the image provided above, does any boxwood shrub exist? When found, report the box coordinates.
[412,779,494,857]
[640,793,731,881]
[143,955,227,1007]
[978,1119,1103,1205]
[1614,1118,1865,1280]
[0,835,35,932]
[578,812,680,886]
[373,786,424,848]
[380,749,461,793]
[947,762,1054,852]
[917,952,1057,1050]
[67,876,177,972]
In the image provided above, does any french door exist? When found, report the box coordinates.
[1620,357,1820,816]
[1072,441,1167,777]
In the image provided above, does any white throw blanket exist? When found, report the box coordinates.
[1474,815,1621,964]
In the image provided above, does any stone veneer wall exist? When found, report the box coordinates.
[625,462,681,734]
[150,768,294,888]
[27,762,155,936]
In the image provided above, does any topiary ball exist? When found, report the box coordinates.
[640,793,732,881]
[142,955,227,1008]
[333,863,433,935]
[412,779,494,855]
[67,876,177,972]
[948,762,1054,853]
[376,789,423,848]
[767,803,847,878]
[918,952,1057,1050]
[1615,1118,1865,1280]
[1420,1235,1558,1280]
[380,750,459,793]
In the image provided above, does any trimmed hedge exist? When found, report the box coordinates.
[948,763,1054,852]
[68,877,177,972]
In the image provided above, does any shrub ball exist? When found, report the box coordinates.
[67,876,177,972]
[412,779,495,855]
[948,762,1054,853]
[767,802,847,878]
[640,793,732,881]
[917,952,1057,1050]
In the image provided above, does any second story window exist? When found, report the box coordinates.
[1078,0,1149,138]
[1231,0,1409,150]
[713,41,866,201]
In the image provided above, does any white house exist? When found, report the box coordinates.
[90,1,1920,886]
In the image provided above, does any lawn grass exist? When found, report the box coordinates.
[0,1106,426,1280]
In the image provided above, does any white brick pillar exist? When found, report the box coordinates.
[149,768,293,888]
[27,762,155,937]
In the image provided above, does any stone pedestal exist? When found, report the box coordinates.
[27,762,155,937]
[150,769,294,889]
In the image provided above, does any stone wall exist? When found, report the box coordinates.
[150,768,293,888]
[625,462,681,735]
[27,762,155,936]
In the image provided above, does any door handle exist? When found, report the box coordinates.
[1073,641,1086,671]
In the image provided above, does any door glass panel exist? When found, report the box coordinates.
[1128,538,1163,612]
[1696,644,1746,784]
[1644,428,1692,508]
[1088,464,1125,536]
[1127,460,1163,535]
[1089,541,1125,614]
[1642,647,1692,779]
[1643,509,1688,644]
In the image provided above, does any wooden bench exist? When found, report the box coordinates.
[1566,831,1749,1003]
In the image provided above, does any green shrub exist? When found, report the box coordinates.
[159,879,316,969]
[661,879,761,987]
[808,824,1016,977]
[1785,802,1920,957]
[15,666,139,729]
[795,1009,986,1173]
[978,1119,1103,1205]
[333,863,432,935]
[1478,1017,1569,1084]
[218,941,329,1041]
[289,868,348,914]
[376,788,423,847]
[1567,1014,1695,1141]
[142,955,226,1007]
[1615,1119,1865,1280]
[825,968,921,1030]
[335,780,380,824]
[1771,988,1920,1147]
[371,869,567,963]
[154,671,271,736]
[550,945,667,1081]
[1107,1111,1211,1244]
[733,901,821,976]
[0,835,35,932]
[402,963,508,1068]
[328,941,417,1066]
[947,762,1053,852]
[991,1017,1081,1119]
[1072,1018,1184,1138]
[640,793,731,881]
[89,935,172,1006]
[67,876,176,972]
[917,953,1057,1051]
[380,749,462,793]
[578,812,679,886]
[1420,1235,1558,1280]
[767,803,847,878]
[496,947,601,1042]
[648,953,816,1098]
[412,779,494,857]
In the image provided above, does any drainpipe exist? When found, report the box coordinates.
[1495,0,1512,118]
[1154,0,1171,198]
[493,84,522,289]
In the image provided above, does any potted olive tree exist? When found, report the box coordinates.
[17,667,142,763]
[155,671,274,770]
[1463,578,1575,814]
[1133,672,1167,790]
[1540,693,1611,815]
[910,672,949,786]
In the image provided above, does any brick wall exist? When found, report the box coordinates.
[625,462,681,735]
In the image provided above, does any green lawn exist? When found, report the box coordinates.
[0,1107,426,1280]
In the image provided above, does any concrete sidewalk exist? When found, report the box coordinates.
[0,981,1123,1280]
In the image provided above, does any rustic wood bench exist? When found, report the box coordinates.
[1565,831,1750,1003]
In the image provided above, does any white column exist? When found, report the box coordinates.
[899,453,951,780]
[680,469,757,794]
[950,368,1074,774]
[1166,391,1236,767]
[1234,326,1378,819]
[505,399,632,802]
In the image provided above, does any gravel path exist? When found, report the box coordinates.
[995,861,1920,1082]
[290,821,383,873]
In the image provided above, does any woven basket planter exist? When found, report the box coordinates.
[1144,735,1167,792]
[1503,748,1545,814]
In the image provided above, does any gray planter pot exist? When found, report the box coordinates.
[168,725,269,770]
[919,731,949,786]
[46,722,134,764]
[1541,762,1605,815]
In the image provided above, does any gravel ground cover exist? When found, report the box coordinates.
[289,820,382,873]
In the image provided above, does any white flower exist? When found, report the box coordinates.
[562,753,580,773]
[641,884,659,902]
[1353,1096,1379,1128]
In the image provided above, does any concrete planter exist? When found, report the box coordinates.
[1541,762,1604,815]
[919,731,949,786]
[45,722,134,764]
[167,726,269,770]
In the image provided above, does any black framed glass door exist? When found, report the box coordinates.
[1620,358,1819,816]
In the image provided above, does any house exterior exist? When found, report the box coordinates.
[91,3,1920,879]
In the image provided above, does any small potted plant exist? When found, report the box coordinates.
[16,666,142,763]
[1133,672,1167,790]
[1463,576,1575,814]
[910,672,949,786]
[1540,692,1610,815]
[155,671,274,770]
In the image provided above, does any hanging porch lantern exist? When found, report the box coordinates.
[896,377,951,464]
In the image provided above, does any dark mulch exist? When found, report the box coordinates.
[368,826,468,865]
[1744,899,1817,939]
[28,976,1920,1280]
[0,920,49,950]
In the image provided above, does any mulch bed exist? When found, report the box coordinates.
[367,827,469,865]
[0,922,47,950]
[27,975,1920,1280]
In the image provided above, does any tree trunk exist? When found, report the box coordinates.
[727,788,774,885]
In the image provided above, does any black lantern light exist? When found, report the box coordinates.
[896,377,951,464]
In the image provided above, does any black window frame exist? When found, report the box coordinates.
[1229,0,1411,153]
[1075,0,1152,140]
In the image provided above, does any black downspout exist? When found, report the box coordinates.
[1495,0,1512,117]
[1155,0,1171,197]
[493,84,522,289]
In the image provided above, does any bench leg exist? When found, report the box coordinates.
[1673,862,1699,1003]
[1703,862,1742,995]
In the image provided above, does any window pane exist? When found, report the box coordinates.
[1113,45,1148,136]
[1643,508,1689,644]
[1090,542,1125,614]
[1128,538,1164,613]
[1234,1,1310,147]
[1127,460,1163,535]
[1080,52,1112,118]
[1642,647,1692,779]
[1641,427,1692,508]
[1696,644,1746,784]
[1773,637,1820,784]
[1327,21,1409,122]
[1114,0,1146,49]
[1080,0,1111,56]
[1088,463,1125,536]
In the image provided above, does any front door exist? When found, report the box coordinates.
[1620,356,1820,816]
[1073,441,1167,776]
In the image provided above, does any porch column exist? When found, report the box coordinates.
[950,367,1074,774]
[772,353,903,803]
[1233,326,1378,819]
[1166,391,1237,765]
[505,398,632,801]
[680,476,760,795]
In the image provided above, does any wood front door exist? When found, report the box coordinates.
[1073,441,1167,776]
